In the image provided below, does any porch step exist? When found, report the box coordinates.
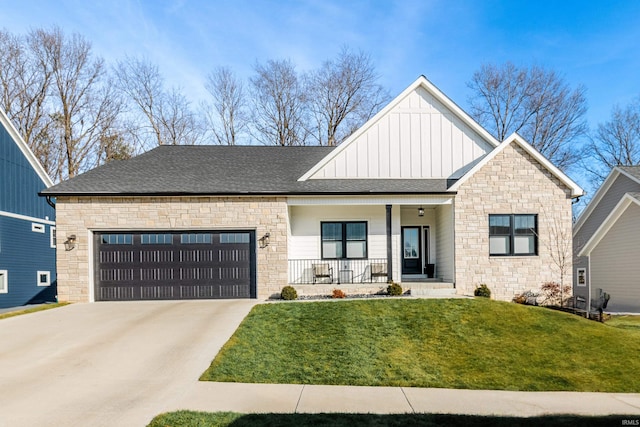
[406,282,457,297]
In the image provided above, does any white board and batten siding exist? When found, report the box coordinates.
[307,86,494,180]
[590,202,640,313]
[288,205,388,260]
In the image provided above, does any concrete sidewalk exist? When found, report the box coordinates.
[168,382,640,417]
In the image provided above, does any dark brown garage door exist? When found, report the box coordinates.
[94,231,256,301]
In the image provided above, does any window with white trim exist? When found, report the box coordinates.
[0,270,7,293]
[50,226,57,248]
[577,268,586,287]
[37,271,51,287]
[489,214,538,256]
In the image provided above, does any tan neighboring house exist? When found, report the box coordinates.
[574,166,640,313]
[41,76,583,303]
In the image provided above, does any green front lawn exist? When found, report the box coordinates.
[201,298,640,392]
[147,411,633,427]
[608,315,640,332]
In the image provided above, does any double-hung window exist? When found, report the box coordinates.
[489,214,537,256]
[321,222,367,259]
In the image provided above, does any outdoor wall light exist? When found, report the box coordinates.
[418,207,425,217]
[64,234,77,251]
[259,232,271,248]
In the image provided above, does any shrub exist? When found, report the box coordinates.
[539,282,571,306]
[387,282,403,296]
[281,286,298,300]
[513,294,527,304]
[513,290,539,305]
[474,284,491,298]
[332,289,346,299]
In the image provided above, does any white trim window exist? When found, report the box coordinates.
[37,271,51,287]
[577,268,586,287]
[0,270,7,293]
[50,226,57,248]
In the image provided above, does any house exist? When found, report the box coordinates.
[574,166,640,313]
[0,109,56,308]
[41,76,583,303]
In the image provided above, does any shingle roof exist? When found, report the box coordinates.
[41,146,450,196]
[618,165,640,182]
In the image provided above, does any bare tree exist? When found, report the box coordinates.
[306,47,389,146]
[539,214,573,307]
[0,29,54,169]
[114,56,202,148]
[583,98,640,184]
[157,87,202,146]
[203,66,247,145]
[468,62,588,170]
[30,27,123,180]
[250,59,307,146]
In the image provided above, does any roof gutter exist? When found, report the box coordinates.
[39,191,457,198]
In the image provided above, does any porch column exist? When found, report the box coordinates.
[386,204,393,282]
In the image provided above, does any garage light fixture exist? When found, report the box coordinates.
[64,234,77,251]
[259,232,270,248]
[418,207,425,217]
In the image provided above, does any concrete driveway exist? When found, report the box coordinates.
[0,300,257,427]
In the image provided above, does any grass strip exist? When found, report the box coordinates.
[0,302,70,320]
[148,411,637,427]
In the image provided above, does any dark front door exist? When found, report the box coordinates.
[94,231,256,301]
[402,226,421,274]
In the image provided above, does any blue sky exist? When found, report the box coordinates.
[2,0,640,191]
[2,0,639,126]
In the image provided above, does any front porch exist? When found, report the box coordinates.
[286,196,456,296]
[288,258,389,285]
[286,258,456,297]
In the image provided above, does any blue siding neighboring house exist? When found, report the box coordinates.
[0,108,56,308]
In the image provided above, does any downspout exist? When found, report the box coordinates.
[46,195,56,209]
[386,205,393,282]
[572,194,586,316]
[586,255,591,319]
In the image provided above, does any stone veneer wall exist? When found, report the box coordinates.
[55,196,288,302]
[454,143,574,301]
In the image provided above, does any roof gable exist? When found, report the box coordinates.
[574,166,640,236]
[299,76,498,181]
[618,165,640,182]
[448,133,584,197]
[0,108,53,188]
[578,192,640,256]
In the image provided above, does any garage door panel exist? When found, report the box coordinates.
[98,286,135,301]
[95,231,255,301]
[141,285,175,299]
